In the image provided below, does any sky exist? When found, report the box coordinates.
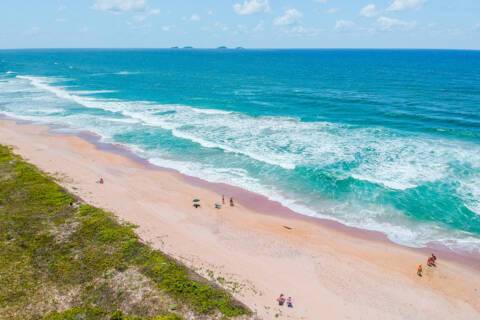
[0,0,479,49]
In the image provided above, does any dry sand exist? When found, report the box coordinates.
[1,119,479,320]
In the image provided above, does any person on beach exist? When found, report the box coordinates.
[277,294,285,306]
[417,264,423,277]
[432,253,437,263]
[427,257,434,267]
[287,297,293,308]
[98,177,104,184]
[222,195,225,205]
[230,197,234,207]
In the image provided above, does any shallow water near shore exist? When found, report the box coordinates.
[0,49,479,253]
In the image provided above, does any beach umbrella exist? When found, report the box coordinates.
[193,199,200,202]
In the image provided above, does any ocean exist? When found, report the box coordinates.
[0,49,479,253]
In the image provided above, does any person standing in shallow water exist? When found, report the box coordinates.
[230,197,234,207]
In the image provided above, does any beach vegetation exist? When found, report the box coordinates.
[0,145,249,320]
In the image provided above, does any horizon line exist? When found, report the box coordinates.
[1,47,480,51]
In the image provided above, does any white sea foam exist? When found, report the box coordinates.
[458,175,480,216]
[9,75,480,185]
[3,74,480,252]
[115,71,140,75]
[149,155,480,252]
[68,89,117,95]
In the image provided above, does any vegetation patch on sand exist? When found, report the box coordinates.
[0,145,250,320]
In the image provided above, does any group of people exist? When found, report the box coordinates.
[417,253,437,277]
[222,195,235,207]
[276,294,293,308]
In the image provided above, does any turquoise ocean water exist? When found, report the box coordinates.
[0,49,479,253]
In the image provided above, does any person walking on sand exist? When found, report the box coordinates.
[98,177,104,184]
[230,197,234,207]
[276,294,285,306]
[287,297,293,308]
[222,195,225,205]
[417,264,423,277]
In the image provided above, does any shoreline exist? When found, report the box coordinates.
[11,116,480,270]
[1,118,480,319]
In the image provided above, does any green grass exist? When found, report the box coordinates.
[0,145,249,320]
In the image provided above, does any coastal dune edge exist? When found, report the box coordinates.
[1,119,479,320]
[0,129,250,320]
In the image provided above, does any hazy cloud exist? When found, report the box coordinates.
[23,26,42,36]
[360,4,379,18]
[190,13,200,22]
[274,8,303,26]
[233,0,269,15]
[376,16,415,30]
[93,0,147,13]
[133,8,159,22]
[334,20,355,32]
[326,8,339,14]
[387,0,425,12]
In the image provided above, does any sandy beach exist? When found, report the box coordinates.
[1,119,479,320]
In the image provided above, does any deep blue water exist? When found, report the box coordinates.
[0,49,479,252]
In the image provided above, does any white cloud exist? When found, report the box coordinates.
[274,8,303,26]
[190,13,200,21]
[161,25,172,31]
[314,0,329,3]
[334,20,355,32]
[233,0,269,15]
[387,0,425,12]
[326,8,339,14]
[93,0,147,13]
[376,16,415,30]
[360,4,379,18]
